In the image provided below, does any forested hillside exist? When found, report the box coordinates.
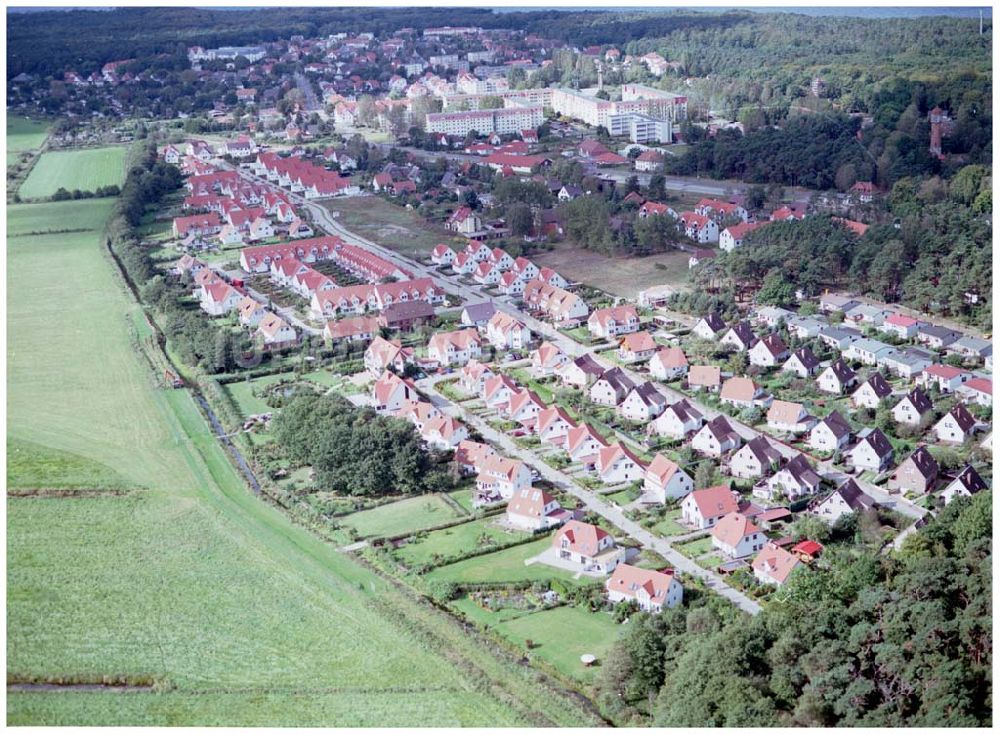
[596,491,992,727]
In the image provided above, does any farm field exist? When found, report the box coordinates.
[424,536,588,585]
[323,195,461,258]
[533,246,692,298]
[340,494,466,539]
[7,115,49,167]
[6,198,595,727]
[19,146,127,200]
[393,517,530,568]
[7,197,117,237]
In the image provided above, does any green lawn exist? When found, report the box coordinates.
[224,370,362,418]
[394,518,530,568]
[340,494,465,539]
[19,146,127,199]
[653,509,686,537]
[425,536,586,585]
[7,199,595,727]
[676,535,715,558]
[447,487,475,512]
[7,115,49,167]
[495,605,628,685]
[6,197,118,237]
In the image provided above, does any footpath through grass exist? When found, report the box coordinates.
[19,146,126,199]
[7,197,598,726]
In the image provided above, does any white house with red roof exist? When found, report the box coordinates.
[879,313,920,339]
[536,405,577,447]
[678,211,719,243]
[427,328,483,366]
[431,243,457,265]
[482,374,519,411]
[459,360,494,395]
[695,198,748,223]
[199,281,242,316]
[588,305,640,339]
[550,520,624,574]
[719,221,766,252]
[596,443,647,484]
[606,564,683,612]
[421,416,469,450]
[956,377,992,407]
[649,347,689,381]
[566,423,609,466]
[506,389,546,426]
[364,336,415,375]
[643,454,693,502]
[752,543,802,587]
[530,341,569,377]
[749,333,790,368]
[681,485,738,529]
[711,512,765,559]
[918,364,972,394]
[255,312,298,350]
[505,486,566,532]
[486,311,531,350]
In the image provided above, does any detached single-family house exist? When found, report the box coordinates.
[940,465,988,505]
[766,400,816,435]
[460,302,497,329]
[558,354,604,388]
[720,377,768,410]
[505,486,565,532]
[506,389,546,426]
[687,365,722,393]
[851,373,894,410]
[749,333,790,368]
[846,428,894,472]
[590,368,636,407]
[711,512,766,559]
[530,341,569,377]
[889,446,939,496]
[754,454,822,501]
[486,312,531,350]
[482,374,519,411]
[692,313,727,341]
[933,404,978,444]
[809,411,853,453]
[730,435,783,480]
[552,521,624,574]
[459,360,494,395]
[606,564,683,612]
[880,313,920,339]
[596,442,647,484]
[752,543,803,587]
[916,324,962,350]
[918,364,972,394]
[431,243,457,266]
[648,399,703,440]
[957,377,992,408]
[643,454,694,503]
[566,422,609,466]
[588,305,640,339]
[892,388,933,426]
[536,405,577,447]
[618,331,658,363]
[720,321,758,352]
[817,359,857,395]
[364,336,415,375]
[691,415,742,457]
[618,382,667,423]
[783,347,821,378]
[427,328,483,366]
[809,479,875,524]
[649,347,689,381]
[681,485,738,529]
[372,371,417,414]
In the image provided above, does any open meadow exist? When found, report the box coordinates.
[18,146,126,199]
[6,199,596,727]
[324,195,461,258]
[7,115,50,167]
[533,246,692,298]
[340,493,467,539]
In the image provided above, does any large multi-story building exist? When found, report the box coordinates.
[609,113,672,144]
[425,105,544,137]
[441,87,553,110]
[550,84,687,131]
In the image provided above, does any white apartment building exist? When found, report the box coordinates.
[426,106,544,137]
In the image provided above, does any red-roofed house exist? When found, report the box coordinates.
[606,564,683,612]
[681,485,738,529]
[551,521,624,574]
[711,512,765,558]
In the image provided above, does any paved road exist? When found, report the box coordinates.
[419,379,763,616]
[294,72,321,113]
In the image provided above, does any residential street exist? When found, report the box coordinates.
[419,378,764,616]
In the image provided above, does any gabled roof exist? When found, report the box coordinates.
[739,435,783,466]
[857,372,892,398]
[703,415,739,443]
[687,485,738,518]
[941,403,976,433]
[899,446,939,480]
[787,346,820,370]
[595,367,636,394]
[752,543,801,584]
[652,346,688,369]
[554,520,611,556]
[854,428,893,458]
[817,410,852,439]
[646,453,683,486]
[688,365,722,387]
[711,511,761,547]
[606,564,676,606]
[721,376,760,403]
[947,465,987,496]
[824,359,856,383]
[899,387,933,414]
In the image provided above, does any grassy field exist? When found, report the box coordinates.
[19,146,127,199]
[653,508,687,537]
[7,198,597,726]
[323,195,461,258]
[224,370,362,418]
[7,115,50,167]
[6,197,117,237]
[494,605,627,685]
[340,494,465,539]
[533,246,692,298]
[393,517,529,568]
[424,536,586,585]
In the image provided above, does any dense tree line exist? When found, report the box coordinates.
[691,165,992,327]
[271,393,440,497]
[597,491,992,727]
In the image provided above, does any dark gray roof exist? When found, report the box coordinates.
[462,302,497,322]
